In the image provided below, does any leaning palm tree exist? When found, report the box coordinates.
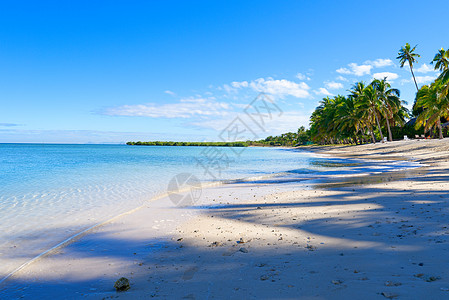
[363,84,386,142]
[397,43,421,91]
[372,78,404,142]
[414,81,449,139]
[432,48,449,72]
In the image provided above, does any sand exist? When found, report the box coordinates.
[2,139,449,299]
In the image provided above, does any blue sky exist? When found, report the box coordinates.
[1,0,448,143]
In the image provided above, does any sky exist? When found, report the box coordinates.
[1,0,448,143]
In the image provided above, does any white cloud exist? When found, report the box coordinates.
[336,76,348,81]
[231,81,249,88]
[415,63,436,74]
[103,98,231,118]
[248,78,311,98]
[296,73,310,80]
[415,75,438,84]
[365,58,394,68]
[190,111,310,135]
[314,88,333,96]
[0,123,20,127]
[349,63,372,76]
[372,72,399,81]
[222,84,236,94]
[164,90,176,96]
[325,81,344,89]
[337,63,372,76]
[336,67,352,75]
[401,74,439,85]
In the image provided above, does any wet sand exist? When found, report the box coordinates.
[2,139,449,299]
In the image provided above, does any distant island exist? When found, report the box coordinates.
[126,141,249,147]
[126,127,312,147]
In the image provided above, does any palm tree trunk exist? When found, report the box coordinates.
[374,111,385,143]
[369,126,376,143]
[438,119,443,139]
[386,117,393,142]
[409,63,419,92]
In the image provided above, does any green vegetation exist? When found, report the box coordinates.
[127,127,311,148]
[414,48,449,139]
[248,126,311,146]
[126,141,249,147]
[309,78,408,145]
[309,44,449,145]
[397,43,421,91]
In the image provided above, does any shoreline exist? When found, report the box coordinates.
[2,139,449,299]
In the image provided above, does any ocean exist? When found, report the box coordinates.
[0,143,419,280]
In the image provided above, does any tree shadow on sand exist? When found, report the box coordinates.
[2,167,449,299]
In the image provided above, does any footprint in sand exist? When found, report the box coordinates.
[182,266,199,280]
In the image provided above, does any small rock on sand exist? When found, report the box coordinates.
[260,275,269,281]
[414,273,441,282]
[381,292,398,299]
[384,281,402,287]
[209,241,222,247]
[114,277,130,292]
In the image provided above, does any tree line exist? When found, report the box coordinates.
[126,141,249,147]
[248,126,311,146]
[308,44,449,144]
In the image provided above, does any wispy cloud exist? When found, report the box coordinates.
[231,81,249,88]
[336,58,395,77]
[365,58,394,68]
[0,129,208,144]
[0,123,20,127]
[164,90,176,96]
[336,76,348,82]
[372,72,399,81]
[189,111,310,135]
[401,74,439,85]
[103,98,231,118]
[296,72,311,81]
[314,88,333,96]
[325,81,344,89]
[337,63,372,76]
[414,75,438,84]
[249,78,310,98]
[230,77,311,98]
[415,63,437,74]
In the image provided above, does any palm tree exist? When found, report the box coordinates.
[433,48,449,101]
[335,96,362,144]
[350,82,383,143]
[309,80,407,145]
[365,84,386,142]
[414,81,449,139]
[432,48,449,72]
[372,78,403,141]
[397,43,421,91]
[310,97,335,144]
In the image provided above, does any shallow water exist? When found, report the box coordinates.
[0,144,421,279]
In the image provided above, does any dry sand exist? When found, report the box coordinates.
[2,139,449,299]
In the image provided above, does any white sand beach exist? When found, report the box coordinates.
[2,139,449,299]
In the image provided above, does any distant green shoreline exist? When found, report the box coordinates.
[126,141,249,147]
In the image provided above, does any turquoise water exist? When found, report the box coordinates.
[0,144,419,279]
[0,144,325,277]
